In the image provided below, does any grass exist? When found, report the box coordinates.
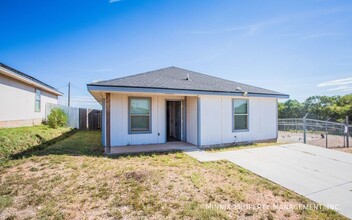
[205,141,281,152]
[0,125,72,161]
[0,131,348,219]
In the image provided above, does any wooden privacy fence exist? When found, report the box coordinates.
[79,109,101,130]
[45,103,101,130]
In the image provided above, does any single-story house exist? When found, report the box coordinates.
[87,67,289,153]
[0,63,63,128]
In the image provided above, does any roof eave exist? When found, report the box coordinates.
[0,65,63,96]
[87,85,289,99]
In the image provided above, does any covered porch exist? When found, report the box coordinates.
[89,89,201,154]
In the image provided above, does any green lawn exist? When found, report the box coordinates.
[0,125,72,161]
[0,131,347,220]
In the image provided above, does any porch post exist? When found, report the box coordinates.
[105,93,111,154]
[197,96,201,147]
[184,96,187,142]
[102,97,106,147]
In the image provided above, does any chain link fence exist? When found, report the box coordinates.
[278,118,351,148]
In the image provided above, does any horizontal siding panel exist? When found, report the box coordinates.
[0,74,58,123]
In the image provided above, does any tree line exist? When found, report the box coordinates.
[278,94,352,123]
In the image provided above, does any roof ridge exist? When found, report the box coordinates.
[94,66,176,85]
[168,66,281,94]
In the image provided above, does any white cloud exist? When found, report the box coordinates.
[327,86,352,91]
[303,32,341,40]
[317,77,352,87]
[186,18,286,35]
[185,6,350,36]
[91,68,112,72]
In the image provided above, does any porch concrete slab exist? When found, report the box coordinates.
[184,143,352,218]
[110,141,196,155]
[183,149,223,162]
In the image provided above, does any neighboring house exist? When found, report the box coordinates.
[88,67,289,153]
[0,63,63,128]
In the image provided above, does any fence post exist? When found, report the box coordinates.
[346,116,349,148]
[325,120,328,148]
[325,117,331,148]
[303,116,307,144]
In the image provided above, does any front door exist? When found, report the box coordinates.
[166,101,182,142]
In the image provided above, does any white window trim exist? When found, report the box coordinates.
[128,97,152,134]
[35,89,41,112]
[232,98,249,132]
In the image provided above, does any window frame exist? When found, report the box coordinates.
[35,89,41,112]
[128,97,152,134]
[232,98,249,132]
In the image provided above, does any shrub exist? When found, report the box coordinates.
[47,108,68,128]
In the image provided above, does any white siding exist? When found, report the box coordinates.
[200,95,278,146]
[186,96,198,145]
[0,74,58,122]
[109,93,185,146]
[106,93,278,147]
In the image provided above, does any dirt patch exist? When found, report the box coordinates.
[335,148,352,154]
[123,170,150,182]
[279,131,352,154]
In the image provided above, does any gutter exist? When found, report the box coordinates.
[87,84,289,99]
[0,65,63,96]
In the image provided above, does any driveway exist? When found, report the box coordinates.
[185,143,352,218]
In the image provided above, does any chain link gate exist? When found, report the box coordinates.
[278,118,351,148]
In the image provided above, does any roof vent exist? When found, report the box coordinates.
[235,87,242,91]
[186,73,191,81]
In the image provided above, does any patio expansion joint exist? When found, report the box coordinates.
[304,180,352,197]
[279,145,352,166]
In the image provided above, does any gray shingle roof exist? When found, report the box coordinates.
[88,66,288,97]
[0,63,62,95]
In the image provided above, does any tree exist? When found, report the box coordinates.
[278,94,351,122]
[278,99,304,118]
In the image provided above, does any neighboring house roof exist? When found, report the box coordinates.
[0,63,63,96]
[88,66,289,99]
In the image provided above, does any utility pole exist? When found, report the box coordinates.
[68,82,71,107]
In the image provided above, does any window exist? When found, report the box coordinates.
[233,99,248,131]
[129,97,151,133]
[35,89,41,112]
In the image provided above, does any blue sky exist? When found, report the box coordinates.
[1,0,351,109]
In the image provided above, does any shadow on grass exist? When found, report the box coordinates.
[105,150,186,159]
[8,129,187,161]
[11,129,78,160]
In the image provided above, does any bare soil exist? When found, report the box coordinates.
[278,131,352,153]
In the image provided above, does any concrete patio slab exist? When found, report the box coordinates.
[183,148,223,162]
[184,143,352,218]
[110,141,196,155]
